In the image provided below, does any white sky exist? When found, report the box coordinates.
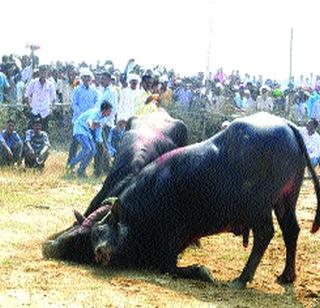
[1,0,320,81]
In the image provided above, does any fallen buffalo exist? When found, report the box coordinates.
[44,112,320,289]
[83,109,188,217]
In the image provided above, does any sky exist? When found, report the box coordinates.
[1,0,320,81]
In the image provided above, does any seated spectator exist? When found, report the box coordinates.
[107,120,126,158]
[24,116,51,169]
[299,119,320,170]
[0,119,23,166]
[67,100,113,178]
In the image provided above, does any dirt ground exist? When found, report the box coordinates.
[0,152,320,307]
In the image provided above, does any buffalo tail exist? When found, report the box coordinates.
[288,122,320,233]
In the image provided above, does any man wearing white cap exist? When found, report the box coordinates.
[256,86,273,112]
[67,67,98,165]
[117,73,141,122]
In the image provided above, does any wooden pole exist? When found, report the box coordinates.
[289,28,293,81]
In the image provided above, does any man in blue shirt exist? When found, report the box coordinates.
[24,116,51,169]
[67,100,113,178]
[94,72,118,177]
[0,119,23,166]
[0,72,10,104]
[107,120,126,158]
[67,68,98,165]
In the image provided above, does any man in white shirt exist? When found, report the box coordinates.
[25,65,56,132]
[117,73,141,122]
[299,118,320,169]
[256,86,273,112]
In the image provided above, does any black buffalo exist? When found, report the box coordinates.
[83,109,188,217]
[44,113,320,289]
[43,110,188,262]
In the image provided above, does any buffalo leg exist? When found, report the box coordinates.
[159,253,215,283]
[231,215,274,288]
[169,264,215,283]
[275,197,300,284]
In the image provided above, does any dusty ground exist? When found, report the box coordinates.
[0,151,320,307]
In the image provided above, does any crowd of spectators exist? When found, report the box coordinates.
[2,50,320,175]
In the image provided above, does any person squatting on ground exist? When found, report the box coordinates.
[0,119,23,166]
[67,100,113,178]
[24,116,51,169]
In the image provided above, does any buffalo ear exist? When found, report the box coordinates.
[74,210,85,225]
[110,199,122,224]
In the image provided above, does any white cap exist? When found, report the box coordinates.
[79,67,93,79]
[221,120,231,129]
[159,75,169,83]
[128,73,140,83]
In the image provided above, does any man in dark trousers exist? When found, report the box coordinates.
[0,119,23,166]
[24,116,51,169]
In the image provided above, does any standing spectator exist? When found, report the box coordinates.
[25,65,56,132]
[173,82,193,109]
[96,71,118,127]
[67,67,98,165]
[234,86,247,111]
[67,101,113,178]
[214,68,227,84]
[24,116,51,169]
[0,120,23,166]
[292,89,308,124]
[56,67,78,105]
[208,82,224,113]
[0,71,10,104]
[117,73,140,122]
[308,85,320,120]
[306,85,320,118]
[20,55,33,85]
[243,89,256,113]
[93,72,118,177]
[299,119,320,171]
[107,119,126,158]
[159,75,173,109]
[71,68,98,122]
[135,73,153,115]
[256,86,273,112]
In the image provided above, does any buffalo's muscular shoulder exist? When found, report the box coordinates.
[91,112,320,288]
[84,109,188,217]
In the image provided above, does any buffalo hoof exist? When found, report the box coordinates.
[198,266,216,284]
[228,278,247,289]
[276,272,296,285]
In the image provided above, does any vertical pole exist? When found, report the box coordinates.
[287,28,294,116]
[289,28,293,81]
[206,0,214,80]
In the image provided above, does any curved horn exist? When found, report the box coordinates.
[74,210,85,225]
